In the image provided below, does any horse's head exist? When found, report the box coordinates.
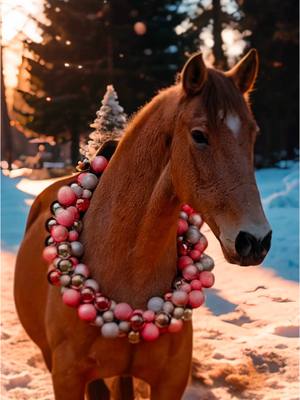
[171,50,271,266]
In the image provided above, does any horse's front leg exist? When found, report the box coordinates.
[51,343,88,400]
[149,324,193,400]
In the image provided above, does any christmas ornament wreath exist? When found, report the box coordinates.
[43,156,215,344]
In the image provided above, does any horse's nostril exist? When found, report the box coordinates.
[261,230,272,252]
[235,231,256,258]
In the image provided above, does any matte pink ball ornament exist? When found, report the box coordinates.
[171,290,189,306]
[78,304,97,322]
[199,271,215,288]
[51,225,68,242]
[141,323,160,341]
[91,156,108,173]
[168,318,183,333]
[189,290,205,308]
[63,288,81,308]
[56,209,75,227]
[57,186,76,206]
[177,219,188,235]
[182,265,198,281]
[43,246,57,262]
[114,303,133,321]
[177,256,193,270]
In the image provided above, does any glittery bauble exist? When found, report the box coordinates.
[46,218,57,232]
[58,259,73,274]
[155,312,171,328]
[130,313,144,331]
[101,322,119,338]
[94,295,111,312]
[183,308,193,321]
[51,201,63,215]
[47,269,61,286]
[57,242,71,259]
[128,331,140,344]
[71,274,85,288]
[81,287,95,303]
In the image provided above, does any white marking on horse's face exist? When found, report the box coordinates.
[225,113,241,137]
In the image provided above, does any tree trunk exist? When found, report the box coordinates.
[212,0,227,69]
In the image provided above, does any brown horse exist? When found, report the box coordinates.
[14,50,271,400]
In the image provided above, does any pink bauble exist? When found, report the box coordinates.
[56,209,75,227]
[42,246,57,263]
[180,283,191,293]
[168,318,183,333]
[68,230,79,242]
[199,271,215,288]
[77,172,87,185]
[191,279,202,290]
[141,323,160,341]
[181,204,194,216]
[143,310,155,322]
[91,156,108,174]
[189,290,205,308]
[78,304,97,322]
[62,288,81,308]
[194,236,208,253]
[51,225,68,242]
[67,206,79,220]
[171,290,188,306]
[177,256,193,270]
[182,265,198,281]
[177,219,188,235]
[114,303,133,321]
[57,186,76,206]
[189,249,201,261]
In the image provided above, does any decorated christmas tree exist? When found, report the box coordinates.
[80,85,127,160]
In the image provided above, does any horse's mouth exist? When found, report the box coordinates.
[219,242,267,267]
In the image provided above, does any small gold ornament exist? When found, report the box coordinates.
[128,331,140,344]
[183,309,193,321]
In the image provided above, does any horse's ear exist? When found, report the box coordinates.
[226,49,259,93]
[181,52,207,96]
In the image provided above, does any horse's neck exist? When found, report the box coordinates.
[82,88,181,308]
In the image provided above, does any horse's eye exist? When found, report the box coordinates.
[191,129,209,146]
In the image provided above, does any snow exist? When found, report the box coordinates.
[256,162,299,281]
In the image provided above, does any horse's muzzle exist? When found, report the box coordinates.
[234,230,272,266]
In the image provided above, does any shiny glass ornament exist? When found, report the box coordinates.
[71,274,85,289]
[155,312,171,328]
[57,242,71,259]
[58,259,73,274]
[130,313,144,331]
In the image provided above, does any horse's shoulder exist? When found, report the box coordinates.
[25,174,79,231]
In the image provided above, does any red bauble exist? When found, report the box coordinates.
[114,303,133,321]
[199,271,215,288]
[189,249,201,261]
[177,242,189,256]
[177,256,193,270]
[189,290,205,308]
[57,186,76,207]
[181,204,194,216]
[94,295,111,312]
[194,235,208,253]
[177,219,188,235]
[78,304,97,322]
[56,209,75,227]
[47,269,61,286]
[91,156,108,174]
[141,323,160,341]
[76,198,90,213]
[63,288,81,307]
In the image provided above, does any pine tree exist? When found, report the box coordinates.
[80,85,126,160]
[14,1,196,165]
